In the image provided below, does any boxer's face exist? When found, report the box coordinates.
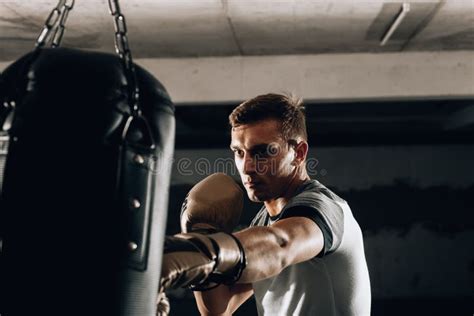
[230,119,296,202]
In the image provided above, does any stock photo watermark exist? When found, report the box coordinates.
[146,142,327,178]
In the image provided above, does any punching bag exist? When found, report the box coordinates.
[0,6,175,316]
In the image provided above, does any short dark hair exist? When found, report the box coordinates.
[229,93,308,141]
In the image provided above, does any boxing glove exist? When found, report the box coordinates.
[160,231,246,291]
[180,173,243,234]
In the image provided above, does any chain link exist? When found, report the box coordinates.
[108,0,140,115]
[35,0,64,48]
[35,0,75,48]
[51,0,75,48]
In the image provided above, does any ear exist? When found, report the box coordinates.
[293,141,308,166]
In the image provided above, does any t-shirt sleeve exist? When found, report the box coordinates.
[277,191,344,257]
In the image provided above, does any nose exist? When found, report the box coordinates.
[242,153,256,175]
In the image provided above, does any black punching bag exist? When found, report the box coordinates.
[0,48,175,315]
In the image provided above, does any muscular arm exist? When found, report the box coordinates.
[235,216,324,283]
[193,216,323,314]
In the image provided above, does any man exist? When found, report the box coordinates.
[161,93,371,316]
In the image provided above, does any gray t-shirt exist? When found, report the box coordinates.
[250,180,371,316]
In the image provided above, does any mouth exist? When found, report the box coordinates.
[245,181,261,189]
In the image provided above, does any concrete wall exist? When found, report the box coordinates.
[2,51,473,103]
[137,51,474,103]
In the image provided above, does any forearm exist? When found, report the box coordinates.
[234,226,290,283]
[194,283,253,316]
[194,285,232,316]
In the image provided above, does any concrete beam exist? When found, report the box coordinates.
[1,51,473,104]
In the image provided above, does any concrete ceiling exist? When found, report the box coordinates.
[0,0,473,62]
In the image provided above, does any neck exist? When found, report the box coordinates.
[264,168,310,217]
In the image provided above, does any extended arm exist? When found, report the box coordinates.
[236,216,324,283]
[191,216,323,315]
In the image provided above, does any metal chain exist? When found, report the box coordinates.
[35,0,74,48]
[51,0,75,48]
[35,0,64,48]
[108,0,140,116]
[35,0,140,116]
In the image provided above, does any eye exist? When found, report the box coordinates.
[233,149,244,158]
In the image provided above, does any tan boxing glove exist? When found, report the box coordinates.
[160,231,246,291]
[158,172,246,309]
[180,173,243,233]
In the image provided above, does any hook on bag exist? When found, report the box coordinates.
[122,115,156,150]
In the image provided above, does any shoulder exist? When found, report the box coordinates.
[281,180,346,255]
[286,180,346,220]
[289,180,346,205]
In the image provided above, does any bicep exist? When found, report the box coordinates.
[270,216,324,265]
[233,217,324,283]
